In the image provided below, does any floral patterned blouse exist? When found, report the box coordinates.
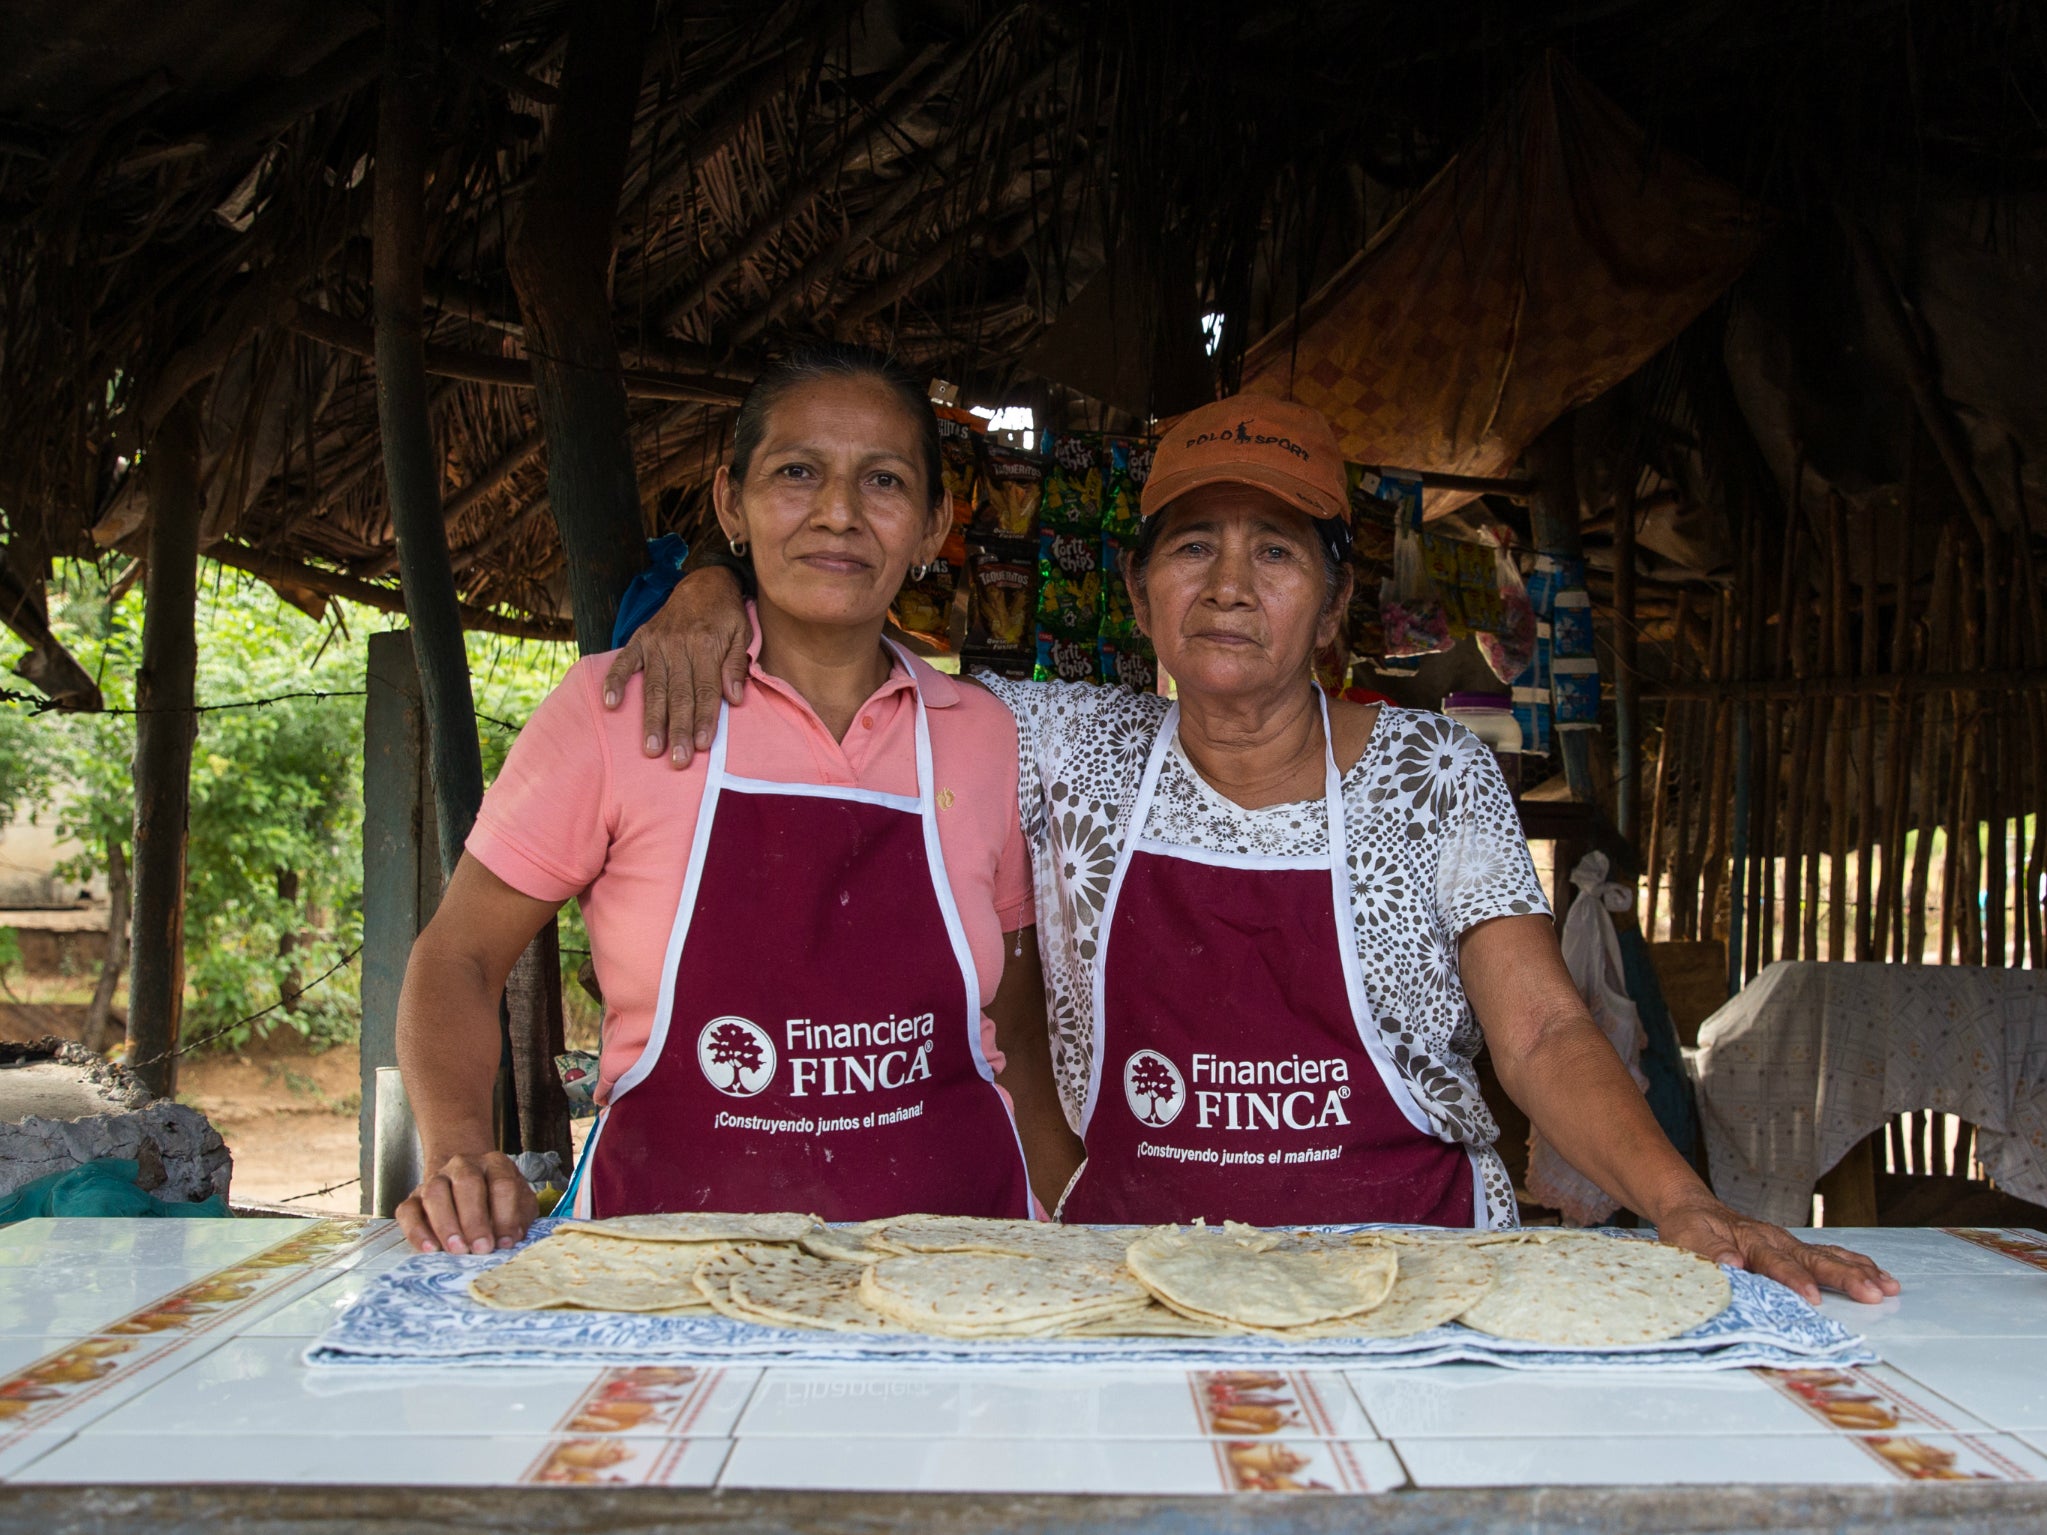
[975,678,1551,1227]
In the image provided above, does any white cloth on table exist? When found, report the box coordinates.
[1693,961,2047,1226]
[1526,851,1648,1225]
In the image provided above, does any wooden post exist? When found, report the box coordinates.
[1614,478,1640,843]
[126,398,203,1101]
[507,0,655,654]
[375,0,516,1147]
[359,631,445,1210]
[499,0,653,1165]
[376,0,484,875]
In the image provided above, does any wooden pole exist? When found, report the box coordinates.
[2012,483,2047,966]
[375,0,516,1148]
[1701,592,1735,944]
[1615,477,1641,844]
[1858,528,1875,961]
[1908,521,1957,962]
[1824,493,1851,960]
[126,397,204,1100]
[506,0,656,654]
[502,0,654,1164]
[1983,531,2007,968]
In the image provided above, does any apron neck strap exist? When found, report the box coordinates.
[880,636,937,814]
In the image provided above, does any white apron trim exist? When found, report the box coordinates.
[584,639,1027,1217]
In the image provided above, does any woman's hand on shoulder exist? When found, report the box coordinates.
[601,567,752,768]
[395,1151,537,1256]
[1652,1193,1899,1305]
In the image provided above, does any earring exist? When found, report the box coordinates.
[730,537,748,557]
[909,563,929,580]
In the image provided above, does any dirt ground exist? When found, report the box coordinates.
[177,1035,365,1214]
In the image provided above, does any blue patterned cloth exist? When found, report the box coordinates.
[307,1220,1874,1372]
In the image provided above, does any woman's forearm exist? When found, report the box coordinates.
[394,939,506,1168]
[1489,1011,1709,1224]
[394,855,562,1168]
[1461,913,1712,1226]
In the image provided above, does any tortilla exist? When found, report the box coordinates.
[1125,1225,1398,1329]
[1456,1235,1731,1346]
[693,1244,899,1334]
[467,1234,717,1313]
[1067,1303,1238,1338]
[1274,1238,1496,1339]
[859,1252,1148,1338]
[876,1216,1135,1268]
[556,1212,817,1245]
[799,1222,896,1265]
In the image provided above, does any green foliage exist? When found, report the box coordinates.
[0,559,576,1053]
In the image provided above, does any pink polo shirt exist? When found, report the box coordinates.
[467,631,1034,1104]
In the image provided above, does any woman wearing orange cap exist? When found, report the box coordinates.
[614,394,1896,1306]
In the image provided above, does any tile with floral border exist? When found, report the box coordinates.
[735,1368,1373,1441]
[10,1429,732,1486]
[1880,1338,2047,1431]
[78,1340,757,1441]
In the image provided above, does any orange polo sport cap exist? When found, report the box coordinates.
[1140,394,1350,526]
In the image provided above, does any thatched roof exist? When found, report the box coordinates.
[2,0,2043,645]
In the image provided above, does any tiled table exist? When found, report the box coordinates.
[1,1220,2046,1528]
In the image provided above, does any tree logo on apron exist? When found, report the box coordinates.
[695,1016,777,1098]
[1122,1049,1186,1127]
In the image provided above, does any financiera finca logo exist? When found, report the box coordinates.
[696,1016,777,1097]
[1122,1048,1185,1126]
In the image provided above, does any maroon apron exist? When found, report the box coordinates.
[1060,695,1481,1228]
[577,644,1032,1221]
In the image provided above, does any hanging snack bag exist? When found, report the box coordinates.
[891,557,957,650]
[978,438,1045,540]
[1036,529,1102,636]
[1475,533,1536,684]
[1098,633,1157,690]
[1456,538,1504,632]
[1102,437,1150,545]
[1035,629,1098,682]
[935,407,985,564]
[1099,539,1140,640]
[965,547,1036,661]
[1040,430,1104,534]
[1379,516,1455,657]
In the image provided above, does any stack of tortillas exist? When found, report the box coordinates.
[465,1213,1732,1347]
[1457,1230,1731,1346]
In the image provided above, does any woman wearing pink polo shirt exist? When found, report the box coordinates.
[392,345,1062,1256]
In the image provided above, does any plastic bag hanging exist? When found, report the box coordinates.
[1525,851,1650,1225]
[1476,531,1536,684]
[1378,502,1454,658]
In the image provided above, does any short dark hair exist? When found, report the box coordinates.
[728,342,943,510]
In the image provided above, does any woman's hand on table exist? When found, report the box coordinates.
[602,566,751,767]
[395,1151,537,1256]
[1652,1194,1900,1305]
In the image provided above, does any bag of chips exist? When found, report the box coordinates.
[1099,540,1140,640]
[1098,633,1157,690]
[978,439,1045,540]
[935,407,985,564]
[1102,437,1151,544]
[1036,530,1102,636]
[964,548,1035,660]
[891,557,957,649]
[1034,629,1098,682]
[1040,430,1103,534]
